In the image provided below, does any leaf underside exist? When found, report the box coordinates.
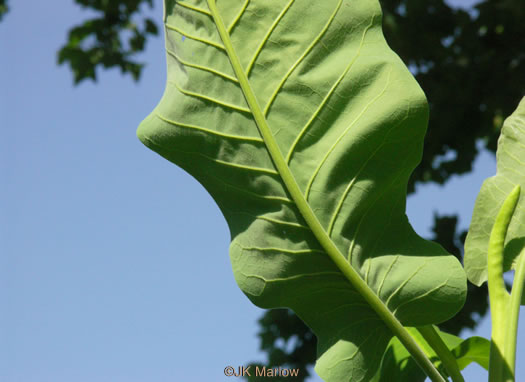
[137,0,466,380]
[464,97,525,292]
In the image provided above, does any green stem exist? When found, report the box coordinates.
[487,185,520,382]
[418,326,465,382]
[206,2,445,381]
[504,246,525,379]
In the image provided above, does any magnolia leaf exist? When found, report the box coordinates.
[372,327,489,382]
[137,0,466,380]
[465,97,525,288]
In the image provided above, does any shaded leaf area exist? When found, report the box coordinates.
[245,215,488,381]
[57,0,159,84]
[372,327,489,382]
[0,0,7,21]
[138,0,467,380]
[465,97,525,287]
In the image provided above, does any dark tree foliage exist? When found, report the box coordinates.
[57,0,158,84]
[0,0,8,21]
[389,0,525,192]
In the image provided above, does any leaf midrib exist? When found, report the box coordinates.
[206,0,399,325]
[204,1,445,380]
[207,0,363,293]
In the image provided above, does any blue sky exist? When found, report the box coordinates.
[1,1,523,381]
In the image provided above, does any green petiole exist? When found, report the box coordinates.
[487,185,521,382]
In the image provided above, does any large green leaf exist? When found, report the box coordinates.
[373,327,489,382]
[464,97,525,288]
[137,0,466,380]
